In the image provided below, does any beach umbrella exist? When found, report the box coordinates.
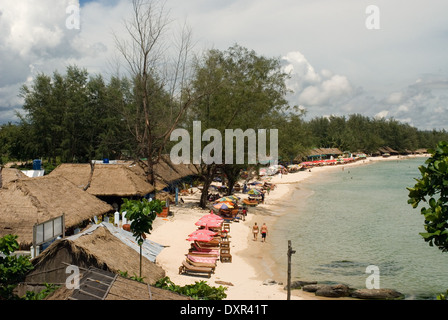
[201,212,224,221]
[213,202,234,210]
[215,197,235,203]
[196,219,223,228]
[186,231,213,242]
[188,229,217,237]
[248,188,262,195]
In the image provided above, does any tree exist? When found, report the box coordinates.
[408,141,448,252]
[0,234,33,300]
[120,198,164,278]
[18,65,132,164]
[187,44,291,207]
[114,0,198,187]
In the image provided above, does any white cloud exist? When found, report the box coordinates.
[282,51,355,107]
[375,110,389,119]
[0,0,447,131]
[385,92,404,105]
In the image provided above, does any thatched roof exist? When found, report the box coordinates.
[0,176,113,246]
[27,225,166,286]
[0,168,27,187]
[49,163,155,197]
[378,146,399,155]
[45,267,190,300]
[128,155,199,189]
[307,148,343,157]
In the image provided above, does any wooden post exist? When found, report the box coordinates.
[287,240,296,300]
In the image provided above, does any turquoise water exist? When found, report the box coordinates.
[271,158,448,299]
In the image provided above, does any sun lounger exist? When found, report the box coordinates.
[192,241,220,250]
[191,242,220,252]
[179,260,213,278]
[188,250,220,257]
[187,254,218,265]
[243,199,258,206]
[186,257,216,270]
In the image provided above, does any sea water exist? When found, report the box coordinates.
[271,157,448,300]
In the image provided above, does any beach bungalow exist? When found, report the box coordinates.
[41,267,191,300]
[22,223,166,294]
[151,154,200,192]
[0,175,113,249]
[48,162,155,207]
[377,147,399,157]
[298,148,343,163]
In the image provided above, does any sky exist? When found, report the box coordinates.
[0,0,447,130]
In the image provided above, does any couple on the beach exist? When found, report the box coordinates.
[252,222,268,242]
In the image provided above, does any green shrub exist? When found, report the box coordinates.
[155,276,227,300]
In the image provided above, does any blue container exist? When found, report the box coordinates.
[103,158,109,164]
[33,159,42,170]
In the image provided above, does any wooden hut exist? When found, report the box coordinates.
[24,224,165,287]
[0,175,113,248]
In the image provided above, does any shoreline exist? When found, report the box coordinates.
[147,154,428,300]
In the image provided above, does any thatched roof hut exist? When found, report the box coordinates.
[25,224,166,286]
[0,176,113,247]
[0,168,27,187]
[49,163,155,197]
[128,155,199,190]
[42,267,190,300]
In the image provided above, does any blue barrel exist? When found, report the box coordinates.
[33,159,42,170]
[103,158,109,164]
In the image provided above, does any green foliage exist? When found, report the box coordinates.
[120,198,164,245]
[22,283,59,300]
[17,65,134,164]
[118,270,145,283]
[0,234,34,300]
[407,141,448,252]
[437,289,448,300]
[155,276,227,300]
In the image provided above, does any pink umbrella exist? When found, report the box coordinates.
[188,228,217,237]
[201,213,224,221]
[186,229,215,242]
[195,218,223,228]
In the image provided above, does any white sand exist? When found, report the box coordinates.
[147,154,427,300]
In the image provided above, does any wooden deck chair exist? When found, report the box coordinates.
[186,257,217,270]
[192,241,220,251]
[179,260,213,278]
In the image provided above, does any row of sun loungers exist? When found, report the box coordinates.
[179,225,232,278]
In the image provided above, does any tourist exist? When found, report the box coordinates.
[261,223,268,242]
[252,222,259,241]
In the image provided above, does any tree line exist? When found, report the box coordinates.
[0,53,447,169]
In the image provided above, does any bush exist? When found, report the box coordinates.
[155,276,227,300]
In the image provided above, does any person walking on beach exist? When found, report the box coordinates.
[252,222,259,241]
[261,223,268,242]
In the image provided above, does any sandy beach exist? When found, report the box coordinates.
[147,154,428,300]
